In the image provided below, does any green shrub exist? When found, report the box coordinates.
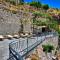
[42,44,54,53]
[29,2,41,8]
[42,4,49,10]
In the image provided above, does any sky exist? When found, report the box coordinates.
[24,0,60,9]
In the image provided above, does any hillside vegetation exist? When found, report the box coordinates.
[0,1,60,34]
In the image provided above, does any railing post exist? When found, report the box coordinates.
[9,45,11,58]
[9,44,23,60]
[27,37,28,53]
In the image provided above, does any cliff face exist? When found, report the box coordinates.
[0,3,33,35]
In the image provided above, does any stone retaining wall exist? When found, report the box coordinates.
[0,7,32,35]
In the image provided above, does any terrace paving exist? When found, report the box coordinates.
[0,32,58,60]
[0,39,15,60]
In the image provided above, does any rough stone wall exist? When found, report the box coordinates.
[0,6,33,35]
[0,8,20,35]
[22,12,33,33]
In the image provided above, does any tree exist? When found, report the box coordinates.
[19,0,24,4]
[29,1,41,8]
[20,0,24,2]
[42,4,49,10]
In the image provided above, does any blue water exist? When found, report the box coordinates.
[24,0,60,9]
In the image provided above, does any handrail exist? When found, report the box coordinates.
[8,45,23,60]
[21,39,44,57]
[20,32,57,57]
[8,32,58,60]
